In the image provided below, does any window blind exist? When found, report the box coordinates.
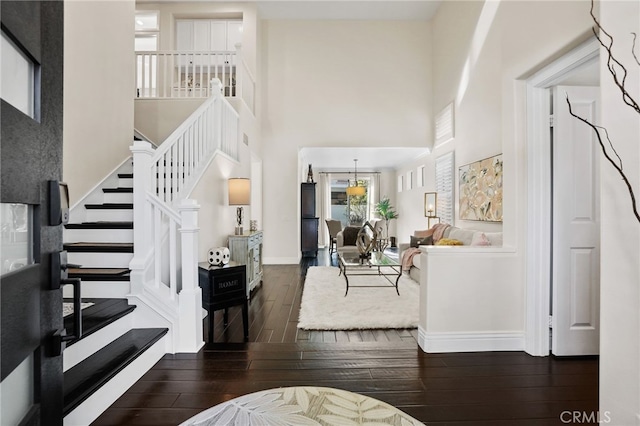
[435,103,454,147]
[435,152,454,225]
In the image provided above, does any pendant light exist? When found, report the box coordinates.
[346,159,366,196]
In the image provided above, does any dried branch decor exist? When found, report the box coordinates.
[566,0,640,224]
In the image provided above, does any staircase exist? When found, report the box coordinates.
[62,167,169,425]
[59,80,241,424]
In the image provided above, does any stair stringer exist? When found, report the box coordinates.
[68,157,133,223]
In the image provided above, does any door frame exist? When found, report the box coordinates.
[524,37,599,356]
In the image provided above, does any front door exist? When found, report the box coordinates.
[551,85,600,356]
[1,1,65,424]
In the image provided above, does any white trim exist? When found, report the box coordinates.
[419,330,525,353]
[524,37,599,356]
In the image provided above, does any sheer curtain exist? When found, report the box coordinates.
[318,173,331,247]
[367,173,381,220]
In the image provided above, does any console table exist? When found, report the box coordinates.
[198,261,248,342]
[228,230,263,298]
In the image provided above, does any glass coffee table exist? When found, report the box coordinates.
[338,252,402,296]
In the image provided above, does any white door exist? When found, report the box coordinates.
[552,85,600,356]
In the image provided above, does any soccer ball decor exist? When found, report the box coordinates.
[208,247,230,266]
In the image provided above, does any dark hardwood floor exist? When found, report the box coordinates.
[92,249,598,425]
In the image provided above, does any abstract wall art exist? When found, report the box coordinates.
[459,154,503,222]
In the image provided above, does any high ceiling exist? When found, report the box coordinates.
[300,147,430,171]
[256,1,442,21]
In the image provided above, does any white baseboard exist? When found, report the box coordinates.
[63,336,166,426]
[418,327,525,353]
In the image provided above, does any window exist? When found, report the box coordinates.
[331,178,371,228]
[1,31,38,119]
[435,152,454,225]
[1,203,34,276]
[435,102,455,148]
[135,11,159,97]
[417,166,425,187]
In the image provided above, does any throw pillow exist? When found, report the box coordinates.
[470,232,491,247]
[342,226,360,246]
[435,238,463,246]
[414,229,434,238]
[410,235,433,248]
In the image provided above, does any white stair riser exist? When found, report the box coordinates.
[118,177,133,187]
[63,281,131,299]
[68,252,133,268]
[63,313,134,372]
[63,336,167,426]
[86,208,133,222]
[103,192,133,204]
[64,228,133,244]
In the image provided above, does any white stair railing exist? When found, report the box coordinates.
[136,50,237,99]
[130,79,240,352]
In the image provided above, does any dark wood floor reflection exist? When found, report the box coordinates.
[92,249,598,425]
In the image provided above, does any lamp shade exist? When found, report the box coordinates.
[346,185,366,196]
[228,178,250,205]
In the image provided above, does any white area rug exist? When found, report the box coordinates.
[63,302,94,317]
[179,386,424,426]
[298,266,419,330]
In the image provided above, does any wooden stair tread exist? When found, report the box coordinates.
[68,268,130,281]
[102,187,133,193]
[64,242,133,253]
[118,173,133,179]
[84,203,133,209]
[63,298,136,346]
[65,221,133,230]
[63,328,168,415]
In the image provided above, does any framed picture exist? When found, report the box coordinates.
[459,153,503,222]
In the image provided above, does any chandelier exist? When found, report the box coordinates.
[346,159,366,196]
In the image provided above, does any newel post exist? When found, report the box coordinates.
[129,140,154,294]
[177,198,204,352]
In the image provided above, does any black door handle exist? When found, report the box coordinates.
[50,278,83,356]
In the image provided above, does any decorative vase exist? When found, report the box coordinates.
[307,164,314,183]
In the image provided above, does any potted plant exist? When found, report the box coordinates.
[375,197,398,239]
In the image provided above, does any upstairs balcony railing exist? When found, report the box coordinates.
[135,47,255,114]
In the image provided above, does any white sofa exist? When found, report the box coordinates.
[399,226,503,282]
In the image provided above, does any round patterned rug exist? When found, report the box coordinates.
[179,386,425,425]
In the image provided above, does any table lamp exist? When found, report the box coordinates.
[228,178,250,235]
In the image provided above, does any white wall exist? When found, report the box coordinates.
[261,20,432,263]
[599,2,640,423]
[398,0,593,351]
[134,99,205,144]
[64,0,135,204]
[190,139,252,261]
